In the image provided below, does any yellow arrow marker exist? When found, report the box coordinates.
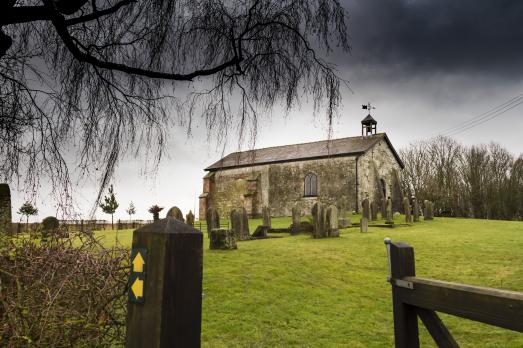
[132,252,145,273]
[131,277,144,299]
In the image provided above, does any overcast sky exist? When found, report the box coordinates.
[10,0,523,221]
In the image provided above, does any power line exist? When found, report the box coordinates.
[444,99,523,137]
[430,94,523,138]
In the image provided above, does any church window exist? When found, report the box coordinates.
[304,173,317,197]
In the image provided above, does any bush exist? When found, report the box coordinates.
[0,237,128,346]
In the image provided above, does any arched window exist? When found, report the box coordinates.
[304,173,317,197]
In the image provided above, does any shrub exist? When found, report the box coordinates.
[0,237,128,346]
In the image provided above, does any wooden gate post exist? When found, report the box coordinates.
[386,239,420,348]
[125,217,203,348]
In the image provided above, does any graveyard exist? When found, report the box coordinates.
[93,215,523,347]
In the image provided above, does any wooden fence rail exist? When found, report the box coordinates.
[385,238,523,348]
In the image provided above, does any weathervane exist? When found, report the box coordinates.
[362,102,376,115]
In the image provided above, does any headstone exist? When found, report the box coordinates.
[241,207,250,237]
[262,206,271,227]
[413,198,420,222]
[362,198,370,220]
[166,206,185,223]
[403,197,412,223]
[326,205,339,237]
[252,225,269,238]
[209,228,237,250]
[371,200,378,221]
[230,208,250,241]
[381,198,387,220]
[186,210,195,226]
[205,207,220,238]
[0,183,12,235]
[311,202,326,238]
[385,197,394,225]
[42,216,59,240]
[425,201,434,220]
[360,217,368,233]
[291,206,301,234]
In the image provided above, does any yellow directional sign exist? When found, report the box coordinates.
[129,248,147,303]
[132,252,145,273]
[131,277,144,299]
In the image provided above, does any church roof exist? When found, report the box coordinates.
[205,133,404,171]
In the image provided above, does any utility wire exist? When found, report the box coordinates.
[430,94,523,138]
[443,99,523,137]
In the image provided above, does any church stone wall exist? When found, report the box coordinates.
[210,165,269,218]
[358,138,402,210]
[267,157,357,216]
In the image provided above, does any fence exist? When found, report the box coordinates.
[385,239,523,347]
[194,219,229,233]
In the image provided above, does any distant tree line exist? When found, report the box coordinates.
[400,136,523,220]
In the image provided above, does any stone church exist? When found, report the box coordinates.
[199,116,404,219]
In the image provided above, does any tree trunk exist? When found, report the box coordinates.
[26,215,29,233]
[111,214,114,230]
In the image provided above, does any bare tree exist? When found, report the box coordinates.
[0,0,350,213]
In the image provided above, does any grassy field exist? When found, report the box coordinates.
[95,217,523,347]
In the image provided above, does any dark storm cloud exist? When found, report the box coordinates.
[339,0,523,76]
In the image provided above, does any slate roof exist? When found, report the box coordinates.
[361,114,377,124]
[205,133,404,171]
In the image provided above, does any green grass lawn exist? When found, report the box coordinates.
[94,217,523,347]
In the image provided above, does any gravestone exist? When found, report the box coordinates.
[371,200,378,221]
[0,183,12,235]
[166,206,185,223]
[385,197,394,225]
[338,206,351,228]
[360,217,368,233]
[186,210,195,226]
[425,201,434,220]
[209,228,237,250]
[291,206,301,234]
[262,206,271,228]
[242,207,250,236]
[42,216,59,240]
[230,208,250,241]
[311,202,326,238]
[205,207,220,238]
[403,197,412,223]
[326,205,339,237]
[362,198,370,220]
[381,198,387,220]
[413,198,420,222]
